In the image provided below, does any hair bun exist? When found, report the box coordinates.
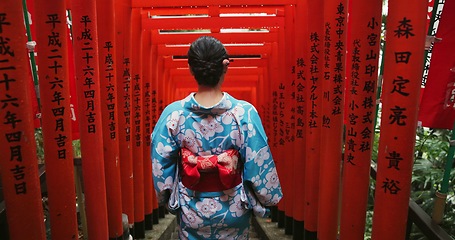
[187,36,228,87]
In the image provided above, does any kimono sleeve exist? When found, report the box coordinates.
[242,105,283,212]
[151,107,181,205]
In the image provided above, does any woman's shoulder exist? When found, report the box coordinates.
[161,101,182,115]
[225,93,256,110]
[236,100,258,114]
[156,100,188,125]
[225,95,261,122]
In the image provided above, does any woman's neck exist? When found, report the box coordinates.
[194,86,223,107]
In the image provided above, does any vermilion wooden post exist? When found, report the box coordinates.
[34,0,79,238]
[304,1,324,238]
[258,61,269,127]
[257,67,268,127]
[97,0,124,238]
[371,1,427,239]
[293,1,308,238]
[0,1,46,239]
[142,29,154,231]
[283,5,295,234]
[131,7,145,238]
[339,0,382,239]
[272,38,286,228]
[115,0,135,229]
[150,43,160,224]
[265,31,280,223]
[156,51,165,128]
[71,0,109,238]
[163,58,172,104]
[318,0,347,238]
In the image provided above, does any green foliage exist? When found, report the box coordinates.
[73,139,82,158]
[35,128,44,163]
[364,209,374,240]
[412,127,455,238]
[365,127,455,239]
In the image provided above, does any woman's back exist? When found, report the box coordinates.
[151,36,282,239]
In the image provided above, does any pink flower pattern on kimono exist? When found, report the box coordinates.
[155,142,172,158]
[195,198,222,218]
[196,225,212,239]
[254,147,270,167]
[229,194,247,217]
[265,169,280,190]
[152,158,163,177]
[193,115,224,140]
[178,129,202,153]
[180,205,203,229]
[157,176,173,192]
[166,110,185,135]
[221,105,245,124]
[229,128,243,147]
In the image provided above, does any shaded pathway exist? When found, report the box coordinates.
[140,212,292,240]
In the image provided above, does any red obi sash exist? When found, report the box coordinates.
[180,148,242,192]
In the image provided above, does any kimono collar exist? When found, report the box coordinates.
[181,92,234,114]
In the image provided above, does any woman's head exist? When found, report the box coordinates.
[188,36,229,87]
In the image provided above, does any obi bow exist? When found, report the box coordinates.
[180,148,242,191]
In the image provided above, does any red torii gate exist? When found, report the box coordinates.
[0,0,431,240]
[143,4,292,227]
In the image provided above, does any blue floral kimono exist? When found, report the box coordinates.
[151,93,283,239]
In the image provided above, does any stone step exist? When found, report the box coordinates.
[138,213,293,240]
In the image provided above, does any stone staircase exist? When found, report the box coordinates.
[140,212,292,240]
[167,219,263,240]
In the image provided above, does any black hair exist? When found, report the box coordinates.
[187,36,229,87]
